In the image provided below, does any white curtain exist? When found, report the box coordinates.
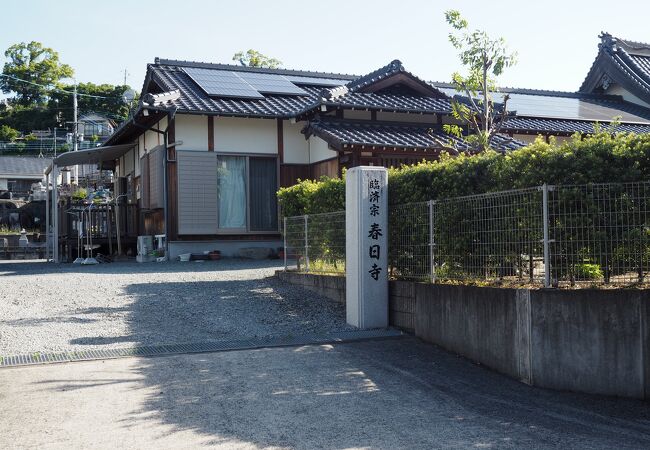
[218,156,246,229]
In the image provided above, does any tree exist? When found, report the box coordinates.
[48,82,134,125]
[442,10,517,152]
[232,49,282,69]
[0,124,19,142]
[1,41,73,106]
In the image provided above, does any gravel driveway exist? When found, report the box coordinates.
[0,259,353,355]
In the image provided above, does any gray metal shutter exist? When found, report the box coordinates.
[148,146,165,209]
[140,154,150,209]
[177,150,218,235]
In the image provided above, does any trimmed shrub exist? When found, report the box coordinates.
[277,132,650,214]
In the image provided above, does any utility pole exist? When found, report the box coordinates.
[73,83,78,184]
[123,69,129,86]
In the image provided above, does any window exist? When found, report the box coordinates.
[217,155,277,232]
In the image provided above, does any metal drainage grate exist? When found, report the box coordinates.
[0,328,404,368]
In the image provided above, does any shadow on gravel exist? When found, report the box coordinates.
[65,276,349,348]
[121,339,650,449]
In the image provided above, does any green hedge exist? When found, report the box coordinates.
[277,132,650,214]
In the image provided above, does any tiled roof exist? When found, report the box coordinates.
[580,33,650,102]
[148,64,327,118]
[502,116,650,135]
[0,156,51,177]
[303,119,525,152]
[321,91,452,113]
[105,57,650,146]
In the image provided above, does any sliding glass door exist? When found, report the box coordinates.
[217,155,278,232]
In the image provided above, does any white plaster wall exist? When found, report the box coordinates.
[144,129,160,151]
[343,110,372,120]
[606,84,650,108]
[123,148,135,175]
[138,134,145,154]
[176,114,208,151]
[214,117,277,154]
[134,142,141,177]
[283,120,309,164]
[376,112,436,124]
[309,136,336,163]
[513,134,540,144]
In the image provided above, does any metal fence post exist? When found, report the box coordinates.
[428,200,436,283]
[283,216,287,271]
[542,183,551,288]
[304,214,310,273]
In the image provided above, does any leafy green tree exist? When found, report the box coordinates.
[49,82,134,124]
[232,49,282,69]
[0,124,19,141]
[1,41,73,106]
[442,10,517,152]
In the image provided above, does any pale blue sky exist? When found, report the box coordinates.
[1,0,649,99]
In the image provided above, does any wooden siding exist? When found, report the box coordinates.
[311,158,338,179]
[176,150,218,235]
[280,164,309,187]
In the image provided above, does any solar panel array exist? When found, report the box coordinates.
[238,72,307,95]
[182,67,347,100]
[182,67,264,99]
[435,86,650,123]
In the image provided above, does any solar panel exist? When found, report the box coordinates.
[182,67,264,99]
[284,75,348,87]
[237,72,307,95]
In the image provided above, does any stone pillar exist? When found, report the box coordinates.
[345,166,388,328]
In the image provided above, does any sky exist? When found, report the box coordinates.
[1,0,650,100]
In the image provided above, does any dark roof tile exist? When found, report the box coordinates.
[304,120,524,152]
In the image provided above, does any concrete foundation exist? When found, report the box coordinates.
[169,239,282,259]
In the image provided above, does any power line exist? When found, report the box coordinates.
[0,73,123,99]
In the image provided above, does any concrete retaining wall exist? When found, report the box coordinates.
[276,271,650,399]
[275,272,416,328]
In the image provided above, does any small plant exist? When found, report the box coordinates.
[574,263,604,280]
[72,188,88,201]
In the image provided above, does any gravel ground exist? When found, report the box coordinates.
[0,259,354,355]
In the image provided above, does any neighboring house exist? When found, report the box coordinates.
[78,112,116,143]
[64,33,650,258]
[580,33,650,108]
[0,156,51,200]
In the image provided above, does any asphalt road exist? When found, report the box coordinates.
[1,337,648,449]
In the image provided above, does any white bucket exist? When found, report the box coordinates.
[179,253,191,262]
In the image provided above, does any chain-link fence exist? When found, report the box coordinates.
[283,211,346,274]
[389,188,545,284]
[547,183,650,286]
[283,181,650,287]
[390,182,650,287]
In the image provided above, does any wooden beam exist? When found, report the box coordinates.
[167,118,179,241]
[207,116,214,151]
[277,118,284,163]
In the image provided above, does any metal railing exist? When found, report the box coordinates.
[283,211,346,274]
[282,181,650,287]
